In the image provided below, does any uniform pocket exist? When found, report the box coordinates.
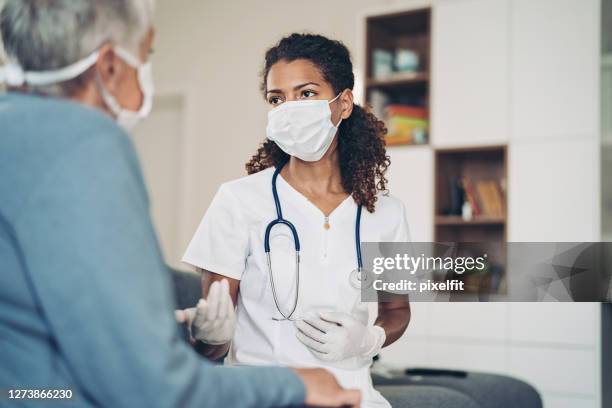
[240,224,297,310]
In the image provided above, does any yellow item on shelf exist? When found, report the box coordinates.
[386,116,428,145]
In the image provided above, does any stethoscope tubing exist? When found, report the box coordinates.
[264,165,300,252]
[264,163,363,321]
[355,204,363,272]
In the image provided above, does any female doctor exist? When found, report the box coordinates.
[181,33,411,408]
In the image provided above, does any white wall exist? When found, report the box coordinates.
[143,1,603,407]
[132,95,186,268]
[508,0,601,242]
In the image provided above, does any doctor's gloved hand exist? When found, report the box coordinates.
[174,279,236,345]
[295,311,386,362]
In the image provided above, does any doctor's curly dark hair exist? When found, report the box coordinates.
[245,33,390,213]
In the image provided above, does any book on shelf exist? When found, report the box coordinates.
[460,178,481,216]
[475,180,504,218]
[459,178,505,219]
[386,104,427,119]
[385,104,428,144]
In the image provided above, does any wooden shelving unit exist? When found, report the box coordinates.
[364,8,431,146]
[435,215,505,226]
[434,145,508,242]
[363,8,507,294]
[365,72,429,90]
[433,145,508,294]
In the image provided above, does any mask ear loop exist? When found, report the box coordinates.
[95,72,123,116]
[329,90,348,127]
[0,50,99,87]
[113,47,144,68]
[329,92,343,104]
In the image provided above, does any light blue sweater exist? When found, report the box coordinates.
[0,92,305,407]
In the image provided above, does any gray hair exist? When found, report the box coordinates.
[0,0,154,95]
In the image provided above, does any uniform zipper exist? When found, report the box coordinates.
[323,215,330,258]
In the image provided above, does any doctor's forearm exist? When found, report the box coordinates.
[375,300,411,347]
[192,269,238,360]
[193,339,231,361]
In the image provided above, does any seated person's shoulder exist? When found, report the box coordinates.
[3,92,127,148]
[0,94,138,208]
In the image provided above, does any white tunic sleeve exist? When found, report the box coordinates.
[383,199,413,295]
[392,199,412,242]
[182,184,249,280]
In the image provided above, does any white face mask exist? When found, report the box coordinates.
[0,46,154,131]
[266,93,342,162]
[96,47,154,131]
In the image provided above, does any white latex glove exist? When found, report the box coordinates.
[295,310,386,362]
[174,279,236,345]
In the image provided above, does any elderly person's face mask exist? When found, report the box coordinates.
[0,46,154,131]
[96,47,154,130]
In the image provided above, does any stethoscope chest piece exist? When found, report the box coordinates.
[349,268,373,290]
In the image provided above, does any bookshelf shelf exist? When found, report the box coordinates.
[362,8,508,295]
[434,145,508,242]
[364,8,431,146]
[435,215,505,226]
[433,145,507,294]
[365,72,429,90]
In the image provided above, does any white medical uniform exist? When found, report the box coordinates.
[183,167,410,408]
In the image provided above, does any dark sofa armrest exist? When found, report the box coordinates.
[170,267,202,310]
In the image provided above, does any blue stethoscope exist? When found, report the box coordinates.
[264,163,369,321]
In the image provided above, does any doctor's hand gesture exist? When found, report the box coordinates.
[174,279,236,345]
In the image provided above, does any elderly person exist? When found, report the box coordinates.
[0,1,359,407]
